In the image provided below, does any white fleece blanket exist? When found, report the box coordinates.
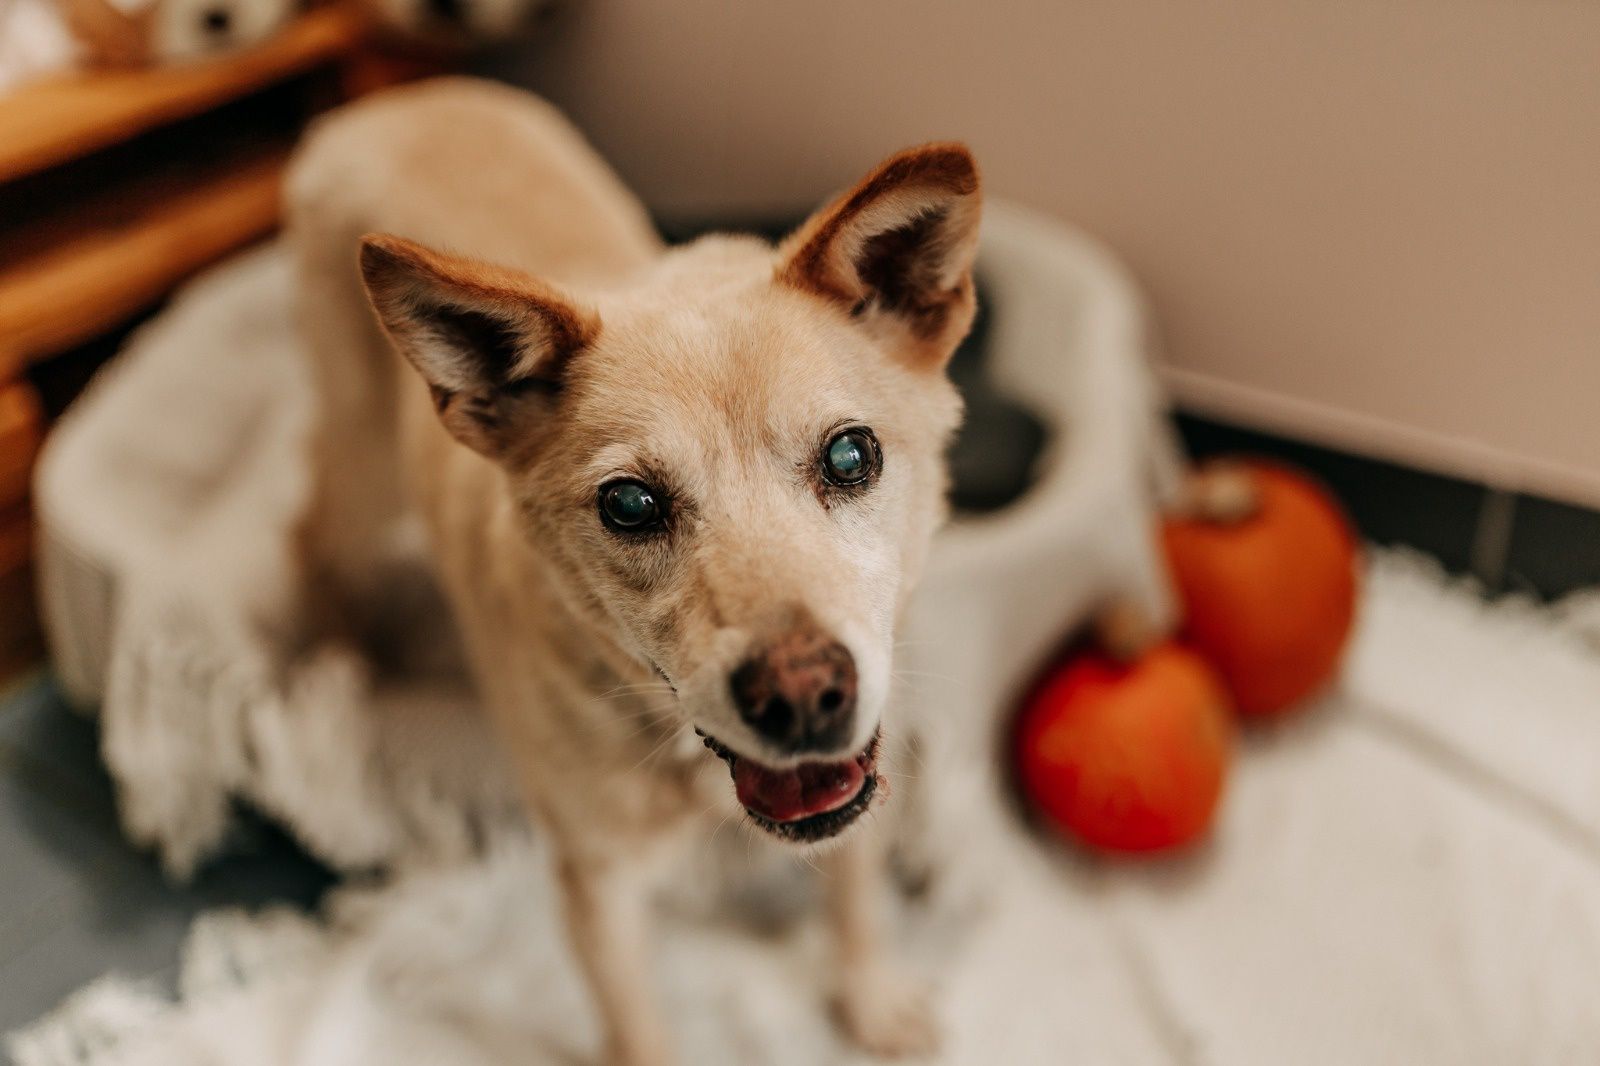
[11,553,1600,1066]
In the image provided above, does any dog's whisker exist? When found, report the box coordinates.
[594,678,677,695]
[589,684,677,703]
[892,668,957,683]
[604,696,680,720]
[591,701,678,722]
[742,814,759,864]
[595,694,681,736]
[889,675,944,698]
[607,703,681,727]
[618,724,689,779]
[598,677,676,691]
[614,718,678,744]
[591,696,675,713]
[705,810,736,857]
[613,720,673,741]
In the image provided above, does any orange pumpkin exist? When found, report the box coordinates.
[1016,643,1233,853]
[1162,459,1358,718]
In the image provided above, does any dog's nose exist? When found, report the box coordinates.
[201,6,231,36]
[730,624,857,754]
[426,0,466,24]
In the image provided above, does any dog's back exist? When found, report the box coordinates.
[285,78,662,613]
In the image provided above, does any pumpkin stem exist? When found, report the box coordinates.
[1178,461,1260,525]
[1094,596,1164,663]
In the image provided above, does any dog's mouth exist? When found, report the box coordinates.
[697,729,881,843]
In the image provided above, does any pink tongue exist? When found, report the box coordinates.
[734,757,866,823]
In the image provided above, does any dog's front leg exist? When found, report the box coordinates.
[827,825,940,1058]
[554,848,673,1066]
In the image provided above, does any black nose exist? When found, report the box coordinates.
[201,6,231,35]
[730,622,858,754]
[426,0,466,24]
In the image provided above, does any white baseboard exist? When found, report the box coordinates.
[1161,367,1600,511]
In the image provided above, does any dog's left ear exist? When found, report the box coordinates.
[360,234,599,461]
[777,142,981,368]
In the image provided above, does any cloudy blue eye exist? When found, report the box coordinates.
[822,428,878,486]
[599,480,663,532]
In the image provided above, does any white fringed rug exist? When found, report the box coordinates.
[10,550,1600,1066]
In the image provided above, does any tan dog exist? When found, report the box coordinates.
[286,78,980,1063]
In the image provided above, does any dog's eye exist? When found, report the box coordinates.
[821,428,879,487]
[599,480,663,532]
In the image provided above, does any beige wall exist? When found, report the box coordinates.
[504,0,1600,506]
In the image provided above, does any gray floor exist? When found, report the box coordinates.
[0,673,333,1057]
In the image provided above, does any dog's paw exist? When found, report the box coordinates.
[833,966,941,1059]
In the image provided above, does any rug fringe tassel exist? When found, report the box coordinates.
[5,977,169,1066]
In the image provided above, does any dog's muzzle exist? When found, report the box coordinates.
[699,729,881,843]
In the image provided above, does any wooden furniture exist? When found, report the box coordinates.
[0,154,286,376]
[0,383,43,678]
[0,5,427,682]
[0,7,366,185]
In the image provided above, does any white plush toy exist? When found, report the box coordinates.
[0,0,552,89]
[0,0,294,91]
[138,0,296,62]
[0,0,86,89]
[30,0,297,71]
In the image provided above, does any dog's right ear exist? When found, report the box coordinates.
[359,234,599,461]
[777,142,981,370]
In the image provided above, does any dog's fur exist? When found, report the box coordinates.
[286,78,981,1063]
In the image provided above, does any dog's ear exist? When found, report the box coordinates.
[777,143,981,368]
[360,234,599,461]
